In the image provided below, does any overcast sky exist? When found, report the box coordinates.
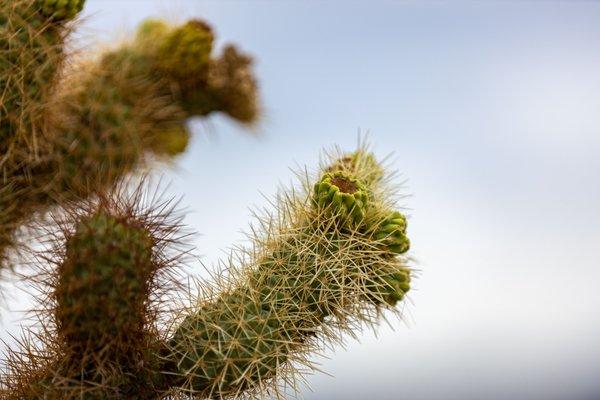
[3,1,600,399]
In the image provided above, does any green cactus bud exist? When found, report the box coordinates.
[367,268,411,306]
[373,210,410,255]
[313,171,370,226]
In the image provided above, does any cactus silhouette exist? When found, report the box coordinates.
[0,1,413,399]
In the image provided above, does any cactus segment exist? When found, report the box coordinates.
[45,210,161,397]
[56,212,154,355]
[160,150,413,397]
[0,190,189,399]
[165,288,292,395]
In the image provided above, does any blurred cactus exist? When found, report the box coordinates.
[0,0,259,268]
[1,0,76,150]
[0,2,414,399]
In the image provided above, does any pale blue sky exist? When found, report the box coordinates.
[4,1,600,399]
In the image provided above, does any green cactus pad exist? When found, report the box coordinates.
[373,210,410,255]
[313,171,370,225]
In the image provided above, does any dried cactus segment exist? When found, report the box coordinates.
[207,45,260,124]
[134,19,260,124]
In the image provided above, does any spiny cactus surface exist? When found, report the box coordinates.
[163,151,412,398]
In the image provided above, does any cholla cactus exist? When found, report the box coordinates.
[162,148,412,398]
[0,1,414,399]
[0,0,259,268]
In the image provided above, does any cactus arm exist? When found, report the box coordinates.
[3,200,179,399]
[0,15,260,269]
[161,151,412,397]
